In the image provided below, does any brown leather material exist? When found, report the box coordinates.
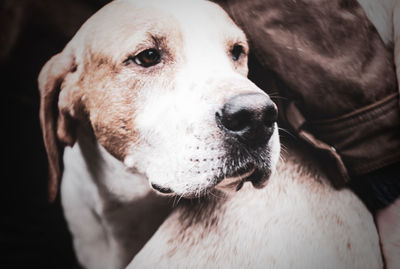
[224,0,397,120]
[216,0,400,187]
[298,130,350,188]
[285,93,400,187]
[286,101,350,187]
[308,92,400,176]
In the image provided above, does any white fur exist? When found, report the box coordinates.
[61,125,172,269]
[128,147,382,269]
[58,1,280,268]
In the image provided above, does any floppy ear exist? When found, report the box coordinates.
[38,50,77,202]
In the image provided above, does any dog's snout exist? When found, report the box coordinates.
[216,93,277,144]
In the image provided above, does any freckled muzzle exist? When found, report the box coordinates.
[150,92,279,197]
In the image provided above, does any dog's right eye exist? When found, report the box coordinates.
[124,48,161,67]
[231,44,244,61]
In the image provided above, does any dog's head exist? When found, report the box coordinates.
[38,0,280,201]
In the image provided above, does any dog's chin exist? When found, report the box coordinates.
[150,131,279,198]
[150,162,272,198]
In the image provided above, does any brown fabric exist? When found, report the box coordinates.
[286,102,350,187]
[217,0,400,187]
[309,92,400,175]
[285,93,400,187]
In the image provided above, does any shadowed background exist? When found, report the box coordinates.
[1,1,111,268]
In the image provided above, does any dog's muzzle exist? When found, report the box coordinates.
[150,92,278,197]
[215,92,278,188]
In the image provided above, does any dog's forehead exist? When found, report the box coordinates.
[73,0,246,61]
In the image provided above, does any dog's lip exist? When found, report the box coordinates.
[244,167,269,189]
[151,183,174,195]
[215,166,256,191]
[150,164,267,198]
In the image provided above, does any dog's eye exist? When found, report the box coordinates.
[126,48,161,67]
[231,44,244,61]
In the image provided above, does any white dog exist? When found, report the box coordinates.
[38,0,382,268]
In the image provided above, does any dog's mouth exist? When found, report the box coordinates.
[150,145,275,197]
[150,161,271,197]
[215,165,256,191]
[215,162,270,192]
[150,130,277,198]
[150,166,272,200]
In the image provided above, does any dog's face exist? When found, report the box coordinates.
[39,0,280,200]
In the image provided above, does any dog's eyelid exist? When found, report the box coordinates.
[123,48,162,68]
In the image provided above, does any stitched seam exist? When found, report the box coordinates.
[310,92,399,126]
[311,101,399,135]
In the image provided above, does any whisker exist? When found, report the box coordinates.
[177,194,184,205]
[278,127,296,138]
[270,95,288,101]
[172,195,180,207]
[208,189,223,199]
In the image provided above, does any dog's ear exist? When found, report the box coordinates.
[38,49,78,202]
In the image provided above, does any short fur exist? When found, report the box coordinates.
[128,142,382,269]
[39,0,279,268]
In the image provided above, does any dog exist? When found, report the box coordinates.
[38,0,279,268]
[38,0,382,268]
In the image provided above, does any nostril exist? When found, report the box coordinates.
[263,102,278,127]
[219,108,252,132]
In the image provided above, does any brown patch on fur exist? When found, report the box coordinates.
[77,52,141,161]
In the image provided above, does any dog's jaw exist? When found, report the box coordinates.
[123,121,280,198]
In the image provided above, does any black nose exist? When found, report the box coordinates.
[216,93,277,145]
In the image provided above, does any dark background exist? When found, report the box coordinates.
[1,1,111,268]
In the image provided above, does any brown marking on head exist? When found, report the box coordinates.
[77,52,141,160]
[38,1,183,201]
